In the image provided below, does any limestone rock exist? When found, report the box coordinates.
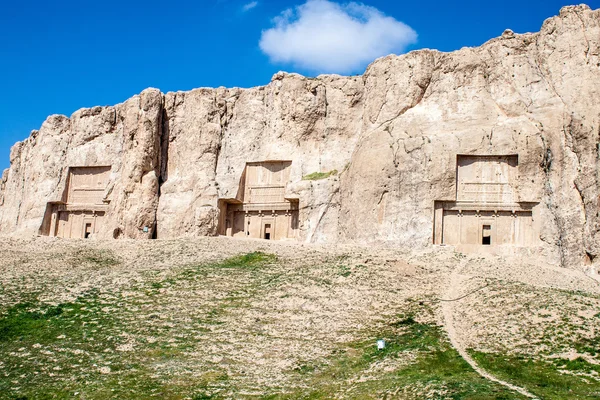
[0,5,599,270]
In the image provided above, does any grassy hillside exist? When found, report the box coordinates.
[0,238,599,399]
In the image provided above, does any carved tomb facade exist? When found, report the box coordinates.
[433,155,539,247]
[218,161,299,240]
[40,166,111,239]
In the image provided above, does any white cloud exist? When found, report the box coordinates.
[242,1,258,12]
[259,0,417,74]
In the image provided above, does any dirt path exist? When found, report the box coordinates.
[441,266,539,399]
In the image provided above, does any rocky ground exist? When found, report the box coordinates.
[1,237,599,399]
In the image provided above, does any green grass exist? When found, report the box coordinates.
[4,250,594,399]
[216,252,277,269]
[174,252,277,286]
[0,292,202,398]
[268,316,527,399]
[471,351,600,399]
[2,274,523,399]
[302,170,338,181]
[0,295,230,399]
[0,291,125,398]
[573,335,600,357]
[0,252,281,399]
[560,356,600,374]
[72,248,121,268]
[0,301,67,342]
[181,251,277,276]
[337,265,352,277]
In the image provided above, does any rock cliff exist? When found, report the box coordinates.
[1,5,599,270]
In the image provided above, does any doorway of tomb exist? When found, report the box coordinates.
[83,216,96,239]
[482,223,492,245]
[262,219,274,240]
[84,223,93,239]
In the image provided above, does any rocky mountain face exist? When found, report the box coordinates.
[1,5,599,270]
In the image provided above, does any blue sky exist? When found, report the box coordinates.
[1,0,598,170]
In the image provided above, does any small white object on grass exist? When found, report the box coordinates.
[377,339,386,350]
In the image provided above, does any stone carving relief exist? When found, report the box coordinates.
[218,161,299,240]
[40,166,111,239]
[433,155,539,247]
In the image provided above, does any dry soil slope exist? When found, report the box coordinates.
[0,238,599,399]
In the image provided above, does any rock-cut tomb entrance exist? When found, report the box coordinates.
[218,161,299,241]
[433,155,539,248]
[40,166,111,239]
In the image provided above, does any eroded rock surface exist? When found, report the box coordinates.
[1,5,599,270]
